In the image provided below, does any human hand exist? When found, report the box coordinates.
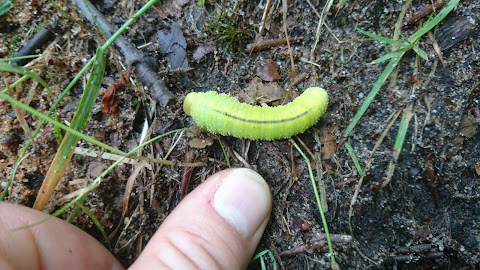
[0,168,272,270]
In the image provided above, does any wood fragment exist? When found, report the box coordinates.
[9,20,57,66]
[245,37,303,52]
[180,149,196,198]
[291,72,308,87]
[71,0,173,105]
[407,1,444,24]
[427,31,445,67]
[157,67,194,76]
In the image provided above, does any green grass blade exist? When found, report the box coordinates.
[394,110,411,154]
[373,48,408,63]
[213,134,231,168]
[0,0,11,16]
[412,45,428,61]
[0,54,41,62]
[292,141,336,267]
[0,63,52,94]
[408,0,460,43]
[345,142,364,177]
[357,28,407,47]
[32,51,107,210]
[75,202,110,248]
[343,52,405,137]
[251,250,277,270]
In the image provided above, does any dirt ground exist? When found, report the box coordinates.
[1,0,479,269]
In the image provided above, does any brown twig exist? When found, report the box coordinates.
[70,0,173,105]
[407,1,444,24]
[245,37,303,52]
[157,67,194,77]
[180,149,196,198]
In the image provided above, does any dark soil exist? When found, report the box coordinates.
[1,0,479,269]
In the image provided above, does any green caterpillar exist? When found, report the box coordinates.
[183,87,328,140]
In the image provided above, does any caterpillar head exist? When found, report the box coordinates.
[183,92,198,116]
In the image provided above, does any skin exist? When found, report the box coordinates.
[0,168,272,270]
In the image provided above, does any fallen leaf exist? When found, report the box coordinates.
[88,161,107,178]
[240,77,284,105]
[193,42,216,61]
[188,137,214,149]
[157,0,189,19]
[101,71,129,116]
[256,60,281,82]
[157,22,189,70]
[101,81,122,115]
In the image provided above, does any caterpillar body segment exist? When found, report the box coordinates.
[183,87,329,140]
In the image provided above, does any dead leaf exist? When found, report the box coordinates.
[87,161,107,178]
[157,0,189,19]
[193,42,216,61]
[101,82,122,115]
[256,60,281,82]
[188,137,214,149]
[157,22,189,70]
[424,152,439,204]
[319,125,337,172]
[186,126,215,148]
[101,71,129,116]
[240,77,284,104]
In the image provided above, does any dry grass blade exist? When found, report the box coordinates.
[1,73,34,144]
[348,110,401,235]
[249,0,272,54]
[308,0,334,62]
[109,161,152,240]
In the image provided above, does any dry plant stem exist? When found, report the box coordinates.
[389,0,412,90]
[279,233,352,256]
[348,109,402,235]
[266,233,285,270]
[291,72,307,87]
[407,0,445,24]
[1,73,34,144]
[232,149,251,168]
[114,203,142,253]
[109,161,152,241]
[70,0,173,105]
[157,67,194,76]
[249,0,273,54]
[296,136,327,212]
[74,147,203,167]
[180,149,196,198]
[382,76,416,189]
[393,0,412,48]
[308,0,333,62]
[281,0,295,76]
[289,144,296,187]
[245,37,303,52]
[428,31,445,66]
[74,147,137,164]
[281,0,297,105]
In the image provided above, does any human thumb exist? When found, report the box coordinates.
[129,168,272,270]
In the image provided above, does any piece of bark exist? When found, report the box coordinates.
[9,20,57,66]
[70,0,173,105]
